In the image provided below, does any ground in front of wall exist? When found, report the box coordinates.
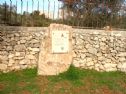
[0,66,126,94]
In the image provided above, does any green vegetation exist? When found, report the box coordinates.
[0,3,52,27]
[60,0,126,28]
[0,68,40,94]
[1,1,126,29]
[0,66,126,94]
[48,65,85,86]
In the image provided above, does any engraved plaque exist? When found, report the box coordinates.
[52,30,69,53]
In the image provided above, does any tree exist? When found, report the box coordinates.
[0,3,52,27]
[59,0,126,28]
[22,10,52,27]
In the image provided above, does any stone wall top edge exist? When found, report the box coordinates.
[73,29,126,36]
[0,26,48,32]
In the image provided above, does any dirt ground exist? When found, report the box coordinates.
[0,83,4,91]
[36,76,125,94]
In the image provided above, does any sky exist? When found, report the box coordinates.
[0,0,62,19]
[0,0,126,18]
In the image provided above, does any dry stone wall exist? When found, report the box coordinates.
[0,26,46,73]
[0,26,126,73]
[73,29,126,72]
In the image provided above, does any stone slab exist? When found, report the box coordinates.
[38,24,73,75]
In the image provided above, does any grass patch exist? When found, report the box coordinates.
[48,65,85,86]
[0,68,40,94]
[0,66,126,94]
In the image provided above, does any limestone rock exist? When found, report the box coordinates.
[28,47,40,52]
[0,64,7,70]
[10,40,17,45]
[117,63,126,72]
[98,56,105,61]
[0,55,8,61]
[6,46,13,51]
[117,52,126,57]
[15,52,25,57]
[86,61,94,66]
[38,24,73,75]
[80,54,86,59]
[15,33,20,37]
[30,60,37,64]
[86,58,92,62]
[97,53,102,57]
[9,54,14,58]
[14,66,20,70]
[104,64,117,71]
[99,65,105,70]
[95,64,100,69]
[19,60,26,65]
[101,37,106,41]
[33,43,40,48]
[94,37,98,41]
[25,55,36,60]
[105,67,117,72]
[15,52,21,56]
[119,57,125,62]
[14,45,26,51]
[20,40,26,43]
[85,44,91,49]
[106,59,112,63]
[87,47,97,54]
[73,60,80,67]
[14,57,24,60]
[30,39,38,44]
[20,65,28,69]
[9,59,15,65]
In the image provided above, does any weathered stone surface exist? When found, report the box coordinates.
[101,37,106,41]
[14,52,25,57]
[15,52,21,56]
[104,64,117,72]
[73,60,80,67]
[0,55,8,61]
[38,24,73,75]
[0,64,7,70]
[1,26,126,73]
[6,46,13,51]
[98,56,105,61]
[72,29,126,72]
[106,59,112,63]
[88,47,97,54]
[8,54,14,58]
[0,27,45,73]
[10,40,17,45]
[20,65,28,69]
[30,39,39,44]
[117,52,126,57]
[9,59,15,65]
[14,66,20,70]
[30,60,37,64]
[20,40,26,43]
[86,61,94,67]
[99,65,105,71]
[19,60,27,65]
[25,55,36,60]
[14,57,24,60]
[28,47,40,52]
[14,45,26,51]
[117,63,126,72]
[119,57,125,62]
[80,54,86,59]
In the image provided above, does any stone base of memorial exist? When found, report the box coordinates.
[38,24,73,75]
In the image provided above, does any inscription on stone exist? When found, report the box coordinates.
[52,30,69,53]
